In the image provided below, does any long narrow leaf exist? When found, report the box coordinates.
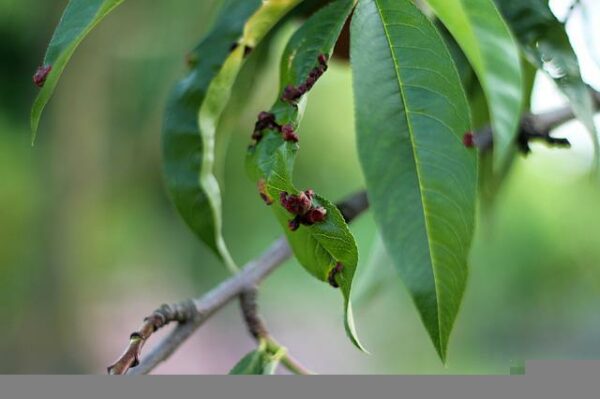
[31,0,125,142]
[245,0,364,350]
[351,0,477,361]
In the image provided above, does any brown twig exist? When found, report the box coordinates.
[471,89,600,152]
[108,87,599,375]
[107,301,196,375]
[239,288,315,375]
[108,191,369,375]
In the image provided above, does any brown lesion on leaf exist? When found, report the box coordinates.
[257,178,273,205]
[250,112,301,144]
[327,262,344,288]
[281,54,329,104]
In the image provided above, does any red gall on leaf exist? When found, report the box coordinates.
[33,65,52,88]
[280,191,312,215]
[318,53,329,68]
[463,131,475,148]
[303,207,327,224]
[281,124,299,142]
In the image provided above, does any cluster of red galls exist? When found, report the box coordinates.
[281,54,329,103]
[280,189,327,231]
[251,111,299,144]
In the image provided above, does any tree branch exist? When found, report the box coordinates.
[469,89,600,152]
[108,190,369,375]
[109,89,600,375]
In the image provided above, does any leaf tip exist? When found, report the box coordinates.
[345,300,369,354]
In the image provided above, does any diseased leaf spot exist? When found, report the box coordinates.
[280,190,313,215]
[281,124,299,142]
[251,112,300,144]
[185,53,198,68]
[280,190,327,230]
[251,111,277,142]
[462,132,474,148]
[33,65,52,88]
[327,262,344,288]
[257,179,273,205]
[281,54,329,103]
[304,206,327,224]
[288,215,301,231]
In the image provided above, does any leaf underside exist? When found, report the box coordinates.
[245,0,365,350]
[351,0,477,361]
[162,0,299,270]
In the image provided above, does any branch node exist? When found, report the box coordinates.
[107,299,198,375]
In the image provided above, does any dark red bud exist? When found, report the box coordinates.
[33,65,52,88]
[281,124,299,142]
[463,132,475,148]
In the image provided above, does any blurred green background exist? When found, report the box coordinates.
[1,0,600,374]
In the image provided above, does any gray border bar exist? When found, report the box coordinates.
[1,361,599,399]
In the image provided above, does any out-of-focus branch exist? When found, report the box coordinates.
[469,89,600,152]
[107,190,369,375]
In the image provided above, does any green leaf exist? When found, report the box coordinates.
[425,0,523,171]
[229,343,284,375]
[495,0,600,174]
[30,0,125,143]
[351,0,477,361]
[245,0,365,350]
[162,0,300,271]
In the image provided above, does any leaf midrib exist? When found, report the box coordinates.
[372,0,444,351]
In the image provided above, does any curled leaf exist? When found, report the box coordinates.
[246,0,365,350]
